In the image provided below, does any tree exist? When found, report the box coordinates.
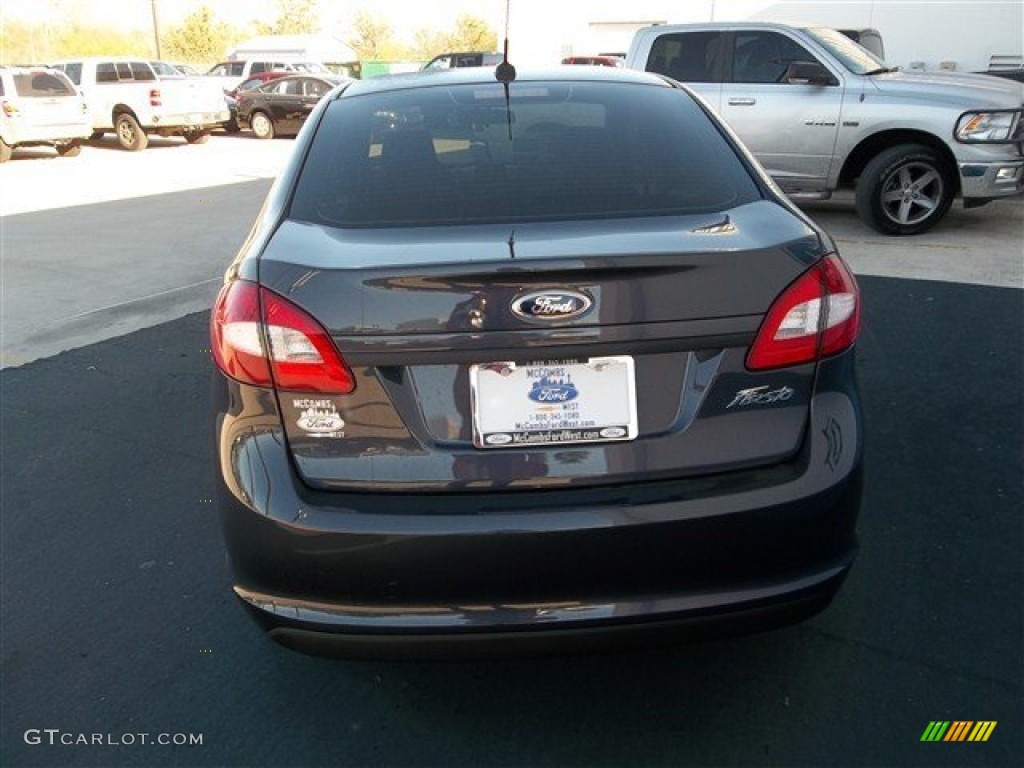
[411,28,448,61]
[412,14,498,60]
[162,5,241,65]
[0,19,152,64]
[256,0,320,36]
[347,10,393,60]
[0,19,48,65]
[447,14,497,52]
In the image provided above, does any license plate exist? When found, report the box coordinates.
[470,357,637,449]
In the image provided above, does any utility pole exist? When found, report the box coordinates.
[150,0,162,58]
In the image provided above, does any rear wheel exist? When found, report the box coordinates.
[89,131,105,140]
[56,140,82,157]
[250,111,275,140]
[115,113,148,151]
[0,139,12,163]
[183,129,211,144]
[223,119,241,134]
[855,144,954,235]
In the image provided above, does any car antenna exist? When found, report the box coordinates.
[495,0,516,140]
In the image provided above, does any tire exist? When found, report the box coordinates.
[183,130,211,144]
[0,139,12,163]
[56,140,82,157]
[114,113,148,151]
[90,131,105,140]
[223,119,241,134]
[250,111,275,140]
[855,144,954,235]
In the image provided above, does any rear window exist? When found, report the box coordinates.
[130,62,156,81]
[289,80,761,228]
[14,71,75,97]
[646,32,722,82]
[96,62,118,83]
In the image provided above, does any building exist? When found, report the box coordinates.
[507,0,1022,74]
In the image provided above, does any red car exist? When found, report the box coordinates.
[561,55,624,67]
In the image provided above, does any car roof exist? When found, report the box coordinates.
[266,74,346,83]
[430,51,501,58]
[637,20,820,33]
[337,67,674,99]
[1,65,64,73]
[49,56,163,63]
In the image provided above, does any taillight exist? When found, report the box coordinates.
[2,101,19,117]
[746,254,860,370]
[149,88,161,107]
[211,280,355,393]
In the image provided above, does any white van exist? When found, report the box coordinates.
[205,60,330,91]
[0,66,91,162]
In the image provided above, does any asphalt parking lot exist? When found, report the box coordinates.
[1,135,1022,767]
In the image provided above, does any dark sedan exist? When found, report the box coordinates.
[211,67,863,658]
[236,74,346,139]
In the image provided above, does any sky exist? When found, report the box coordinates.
[0,1,769,35]
[1,0,511,38]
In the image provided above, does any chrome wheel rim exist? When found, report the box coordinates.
[117,119,135,145]
[252,114,270,137]
[880,161,944,226]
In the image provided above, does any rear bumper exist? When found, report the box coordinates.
[146,109,230,130]
[2,122,91,146]
[258,577,847,659]
[213,353,862,657]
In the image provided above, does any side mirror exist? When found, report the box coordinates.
[782,61,836,86]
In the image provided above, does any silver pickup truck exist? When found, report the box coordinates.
[626,22,1024,234]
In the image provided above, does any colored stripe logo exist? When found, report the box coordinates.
[921,721,996,742]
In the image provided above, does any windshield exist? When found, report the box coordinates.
[150,61,184,78]
[290,80,762,228]
[804,27,886,74]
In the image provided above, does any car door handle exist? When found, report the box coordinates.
[728,98,757,106]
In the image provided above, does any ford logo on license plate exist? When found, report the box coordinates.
[511,290,593,322]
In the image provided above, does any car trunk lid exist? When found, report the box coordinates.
[255,200,828,493]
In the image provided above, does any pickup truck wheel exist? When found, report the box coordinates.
[115,113,148,151]
[184,130,211,144]
[250,111,275,140]
[0,139,12,163]
[855,144,953,235]
[56,140,82,157]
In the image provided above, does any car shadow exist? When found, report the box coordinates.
[4,148,64,162]
[86,135,191,151]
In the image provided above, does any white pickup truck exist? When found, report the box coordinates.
[51,58,230,151]
[626,22,1024,234]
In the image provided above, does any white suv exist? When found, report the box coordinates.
[0,66,91,162]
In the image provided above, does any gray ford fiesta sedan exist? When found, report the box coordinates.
[211,66,863,658]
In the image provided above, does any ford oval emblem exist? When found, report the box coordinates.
[511,290,593,322]
[528,375,579,404]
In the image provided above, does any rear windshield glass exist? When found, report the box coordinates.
[289,80,761,228]
[14,72,75,97]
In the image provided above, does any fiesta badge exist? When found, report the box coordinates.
[511,289,593,322]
